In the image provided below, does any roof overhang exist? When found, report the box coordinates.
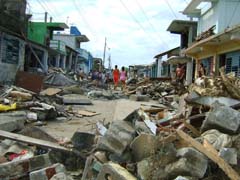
[154,47,180,59]
[182,0,218,17]
[47,22,68,31]
[167,56,192,65]
[185,25,240,58]
[167,20,197,34]
[76,35,89,42]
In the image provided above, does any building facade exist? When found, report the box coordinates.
[183,0,240,77]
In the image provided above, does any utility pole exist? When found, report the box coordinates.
[102,37,107,70]
[108,54,112,70]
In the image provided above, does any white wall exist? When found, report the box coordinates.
[53,35,76,49]
[218,0,240,32]
[197,2,219,34]
[198,0,240,35]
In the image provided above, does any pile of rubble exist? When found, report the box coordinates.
[78,72,240,179]
[126,78,175,102]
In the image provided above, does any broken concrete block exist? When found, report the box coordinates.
[97,121,135,155]
[30,163,66,180]
[94,151,108,163]
[219,148,238,165]
[134,121,152,134]
[0,153,52,179]
[175,176,198,180]
[50,172,73,180]
[63,95,92,105]
[130,133,157,162]
[96,162,137,180]
[201,102,240,134]
[0,111,26,132]
[201,129,232,150]
[137,143,177,180]
[49,150,83,171]
[109,151,132,164]
[130,95,149,102]
[71,131,95,150]
[165,147,207,179]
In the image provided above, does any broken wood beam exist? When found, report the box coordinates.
[0,130,71,153]
[176,129,240,180]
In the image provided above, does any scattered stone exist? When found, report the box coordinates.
[0,111,26,132]
[130,95,149,102]
[96,162,137,180]
[97,121,135,155]
[30,163,66,180]
[94,151,108,163]
[201,102,240,134]
[71,131,95,150]
[201,129,232,150]
[50,172,73,180]
[219,148,238,165]
[130,133,157,162]
[137,143,177,180]
[165,147,208,179]
[63,95,92,105]
[0,153,52,179]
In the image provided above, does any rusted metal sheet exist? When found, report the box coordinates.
[15,71,44,93]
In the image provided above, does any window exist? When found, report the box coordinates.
[1,34,19,64]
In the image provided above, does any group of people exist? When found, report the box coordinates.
[87,65,127,90]
[113,65,127,90]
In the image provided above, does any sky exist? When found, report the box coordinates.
[27,0,191,68]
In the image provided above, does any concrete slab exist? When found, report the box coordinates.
[0,111,26,132]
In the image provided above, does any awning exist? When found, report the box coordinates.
[167,56,192,65]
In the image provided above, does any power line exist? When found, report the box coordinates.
[119,0,164,48]
[134,0,169,48]
[71,0,99,40]
[164,0,178,19]
[35,0,57,20]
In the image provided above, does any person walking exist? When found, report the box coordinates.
[120,66,127,90]
[113,65,120,90]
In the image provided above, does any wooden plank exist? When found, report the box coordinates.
[176,130,240,180]
[180,119,201,137]
[40,88,62,96]
[0,130,71,152]
[77,110,100,117]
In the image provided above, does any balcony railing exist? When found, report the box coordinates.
[50,40,66,54]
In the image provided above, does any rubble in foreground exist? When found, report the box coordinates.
[0,70,240,179]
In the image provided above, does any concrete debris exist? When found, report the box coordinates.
[63,94,93,105]
[219,148,238,165]
[201,129,233,150]
[44,72,76,86]
[71,131,95,151]
[97,121,135,155]
[30,163,66,180]
[165,147,208,179]
[201,102,240,134]
[1,70,240,180]
[96,162,137,180]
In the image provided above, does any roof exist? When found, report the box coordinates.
[154,47,180,59]
[30,22,68,31]
[167,20,197,34]
[54,34,89,42]
[182,0,218,17]
[167,56,192,65]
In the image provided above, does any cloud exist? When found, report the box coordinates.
[28,0,189,67]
